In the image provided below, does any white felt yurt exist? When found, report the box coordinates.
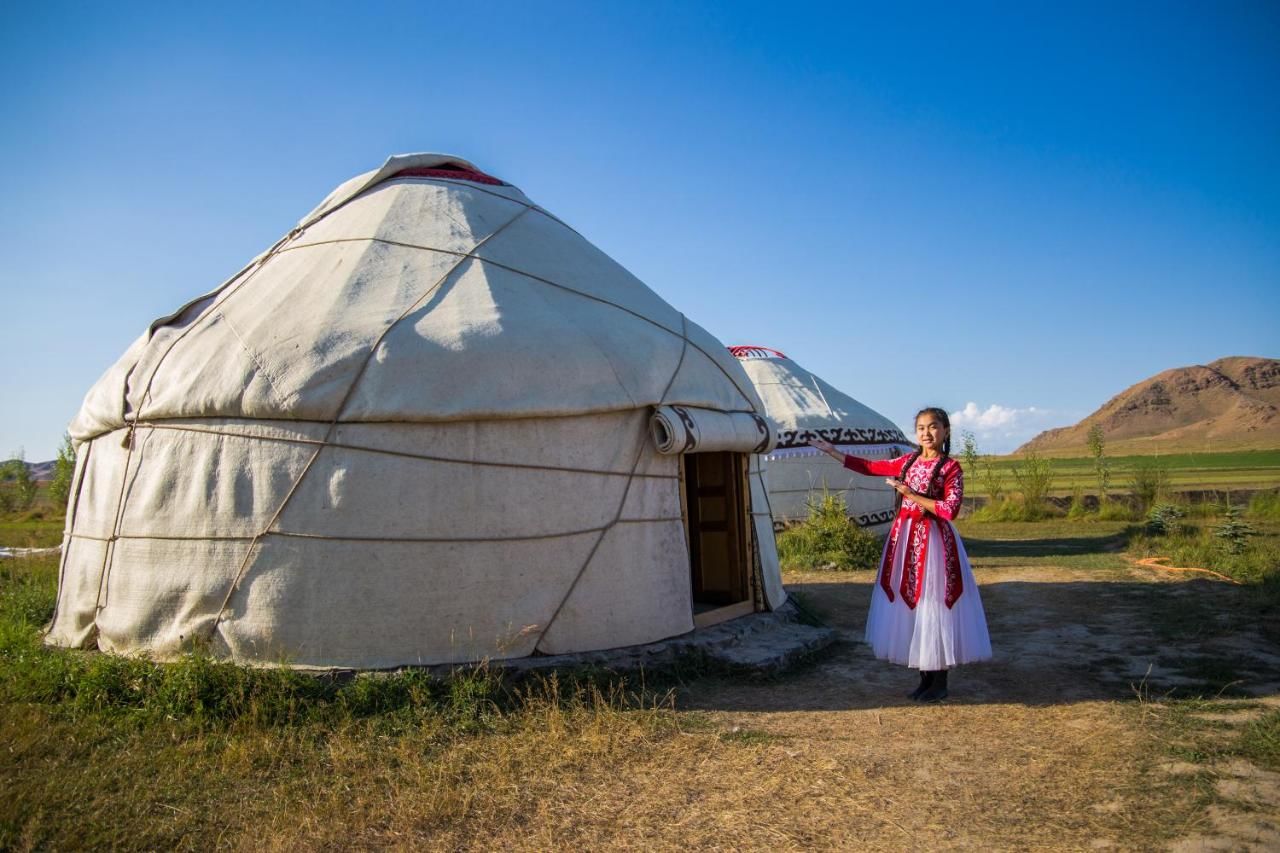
[46,154,785,669]
[730,346,913,532]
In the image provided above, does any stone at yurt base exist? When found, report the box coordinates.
[730,346,914,532]
[48,154,791,670]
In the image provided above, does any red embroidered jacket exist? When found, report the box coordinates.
[843,453,965,609]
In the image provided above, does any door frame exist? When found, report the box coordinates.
[679,452,758,628]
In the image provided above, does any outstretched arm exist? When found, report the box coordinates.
[807,438,905,477]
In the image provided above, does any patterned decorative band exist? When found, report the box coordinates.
[775,426,910,449]
[855,509,896,527]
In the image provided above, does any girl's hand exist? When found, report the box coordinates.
[808,438,838,457]
[887,478,912,497]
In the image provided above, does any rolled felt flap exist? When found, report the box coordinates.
[650,405,778,455]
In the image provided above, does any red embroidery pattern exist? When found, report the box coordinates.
[874,456,966,609]
[878,515,903,602]
[902,517,928,606]
[938,519,964,607]
[391,166,508,186]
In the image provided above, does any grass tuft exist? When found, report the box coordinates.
[1247,489,1280,521]
[776,492,882,570]
[968,497,1063,523]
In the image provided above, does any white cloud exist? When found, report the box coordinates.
[946,402,1067,455]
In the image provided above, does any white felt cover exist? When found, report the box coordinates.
[732,348,913,530]
[48,154,786,668]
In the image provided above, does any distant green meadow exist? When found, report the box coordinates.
[970,449,1280,497]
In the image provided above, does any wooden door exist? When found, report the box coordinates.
[683,452,753,623]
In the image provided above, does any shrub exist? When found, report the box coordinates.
[1214,505,1255,556]
[1129,458,1169,512]
[1067,486,1089,520]
[48,434,77,508]
[969,496,1060,523]
[1248,489,1280,521]
[1098,499,1138,522]
[777,492,883,571]
[0,451,37,513]
[1010,450,1054,513]
[979,457,1004,503]
[1146,503,1186,536]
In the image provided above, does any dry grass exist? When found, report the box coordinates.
[0,696,1192,851]
[4,521,1278,850]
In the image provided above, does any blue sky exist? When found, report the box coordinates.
[2,1,1277,458]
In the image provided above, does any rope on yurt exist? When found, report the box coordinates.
[531,316,692,654]
[92,223,309,612]
[272,236,760,413]
[207,205,534,637]
[80,172,763,645]
[88,174,555,622]
[66,515,684,546]
[131,421,679,480]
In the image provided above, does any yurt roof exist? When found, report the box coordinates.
[71,154,763,441]
[729,345,908,448]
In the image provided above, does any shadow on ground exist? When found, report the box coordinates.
[682,568,1280,713]
[963,534,1128,558]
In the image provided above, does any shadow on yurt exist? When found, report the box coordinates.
[729,346,914,533]
[47,154,786,670]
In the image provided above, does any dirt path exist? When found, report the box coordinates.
[676,563,1280,850]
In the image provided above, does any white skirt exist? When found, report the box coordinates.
[864,518,992,670]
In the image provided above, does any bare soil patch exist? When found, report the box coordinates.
[673,562,1280,850]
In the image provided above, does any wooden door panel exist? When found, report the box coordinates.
[685,452,750,608]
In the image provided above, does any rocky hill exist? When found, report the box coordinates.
[1018,356,1280,455]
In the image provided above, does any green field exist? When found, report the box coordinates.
[970,448,1280,498]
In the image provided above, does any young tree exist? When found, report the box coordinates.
[1214,504,1255,555]
[1086,423,1110,501]
[0,449,37,513]
[1011,449,1054,513]
[960,430,979,473]
[49,434,77,508]
[980,453,1005,504]
[1129,458,1169,512]
[958,431,982,511]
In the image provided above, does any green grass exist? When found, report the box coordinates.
[1248,489,1280,520]
[0,517,64,549]
[0,552,725,849]
[967,497,1064,522]
[956,520,1135,572]
[966,449,1280,498]
[0,554,679,731]
[1127,519,1280,585]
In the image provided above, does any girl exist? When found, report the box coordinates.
[809,407,991,701]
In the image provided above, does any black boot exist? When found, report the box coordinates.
[919,669,949,702]
[908,670,935,700]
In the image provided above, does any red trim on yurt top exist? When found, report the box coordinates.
[391,166,508,186]
[728,345,788,360]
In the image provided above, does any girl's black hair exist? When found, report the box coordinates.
[914,406,952,457]
[896,407,952,501]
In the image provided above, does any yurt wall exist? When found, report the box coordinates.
[47,155,786,670]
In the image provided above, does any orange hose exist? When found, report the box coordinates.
[1133,556,1242,585]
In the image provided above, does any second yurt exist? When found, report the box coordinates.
[730,346,913,531]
